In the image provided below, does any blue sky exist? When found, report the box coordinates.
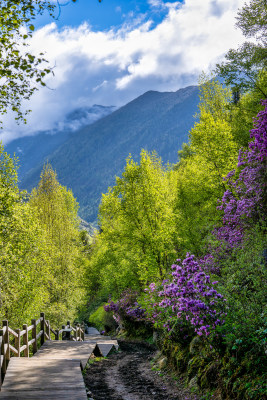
[36,0,181,31]
[2,0,246,143]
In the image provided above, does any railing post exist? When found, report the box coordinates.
[3,321,10,363]
[67,320,70,328]
[0,333,3,389]
[77,324,81,341]
[55,329,59,340]
[31,319,37,354]
[74,323,77,341]
[81,323,85,341]
[47,320,51,340]
[15,329,21,357]
[0,329,4,387]
[62,325,65,340]
[23,324,29,357]
[40,312,45,346]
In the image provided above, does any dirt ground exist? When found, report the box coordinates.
[84,340,199,400]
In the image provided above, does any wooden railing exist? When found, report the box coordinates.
[0,312,85,388]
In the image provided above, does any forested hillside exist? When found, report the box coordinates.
[18,85,199,222]
[6,105,115,183]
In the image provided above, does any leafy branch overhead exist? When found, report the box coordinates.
[216,0,267,97]
[0,1,56,126]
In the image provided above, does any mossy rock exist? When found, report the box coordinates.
[161,339,189,373]
[200,361,220,389]
[187,356,205,382]
[188,376,199,390]
[189,336,203,354]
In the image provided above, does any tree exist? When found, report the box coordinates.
[0,0,101,127]
[0,1,55,126]
[216,0,267,97]
[86,151,177,300]
[0,144,51,326]
[173,78,239,255]
[29,163,85,323]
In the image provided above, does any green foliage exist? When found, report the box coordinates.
[89,305,117,333]
[228,74,267,148]
[0,153,87,327]
[218,225,267,352]
[0,1,56,125]
[216,0,267,97]
[29,163,85,324]
[173,77,239,255]
[86,150,178,300]
[0,144,50,326]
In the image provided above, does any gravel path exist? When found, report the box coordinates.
[84,340,199,400]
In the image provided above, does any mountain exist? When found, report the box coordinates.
[6,105,116,180]
[10,85,200,222]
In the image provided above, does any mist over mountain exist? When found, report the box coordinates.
[6,105,116,180]
[9,85,199,222]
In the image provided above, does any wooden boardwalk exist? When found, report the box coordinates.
[0,327,118,399]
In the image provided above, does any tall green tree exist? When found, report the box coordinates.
[87,151,177,299]
[173,77,239,255]
[30,164,85,324]
[0,144,51,326]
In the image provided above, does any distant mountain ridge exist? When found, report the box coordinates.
[8,85,199,222]
[6,105,116,180]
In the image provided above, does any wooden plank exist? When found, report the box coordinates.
[87,327,100,335]
[97,343,116,357]
[27,324,34,332]
[0,326,116,399]
[9,344,18,355]
[32,341,96,370]
[0,390,88,399]
[0,359,87,397]
[0,327,7,335]
[7,327,18,338]
[28,338,35,346]
[36,330,43,340]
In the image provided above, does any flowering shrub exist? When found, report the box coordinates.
[144,254,226,337]
[216,100,267,247]
[104,289,147,325]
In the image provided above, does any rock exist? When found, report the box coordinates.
[158,356,167,369]
[189,336,202,354]
[188,376,198,389]
[153,350,162,362]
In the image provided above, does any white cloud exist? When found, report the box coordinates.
[115,6,122,13]
[1,0,245,144]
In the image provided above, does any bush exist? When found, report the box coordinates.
[89,304,118,333]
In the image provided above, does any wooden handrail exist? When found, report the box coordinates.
[50,327,57,335]
[9,344,19,356]
[0,312,85,389]
[36,330,44,340]
[27,324,35,332]
[7,327,18,338]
